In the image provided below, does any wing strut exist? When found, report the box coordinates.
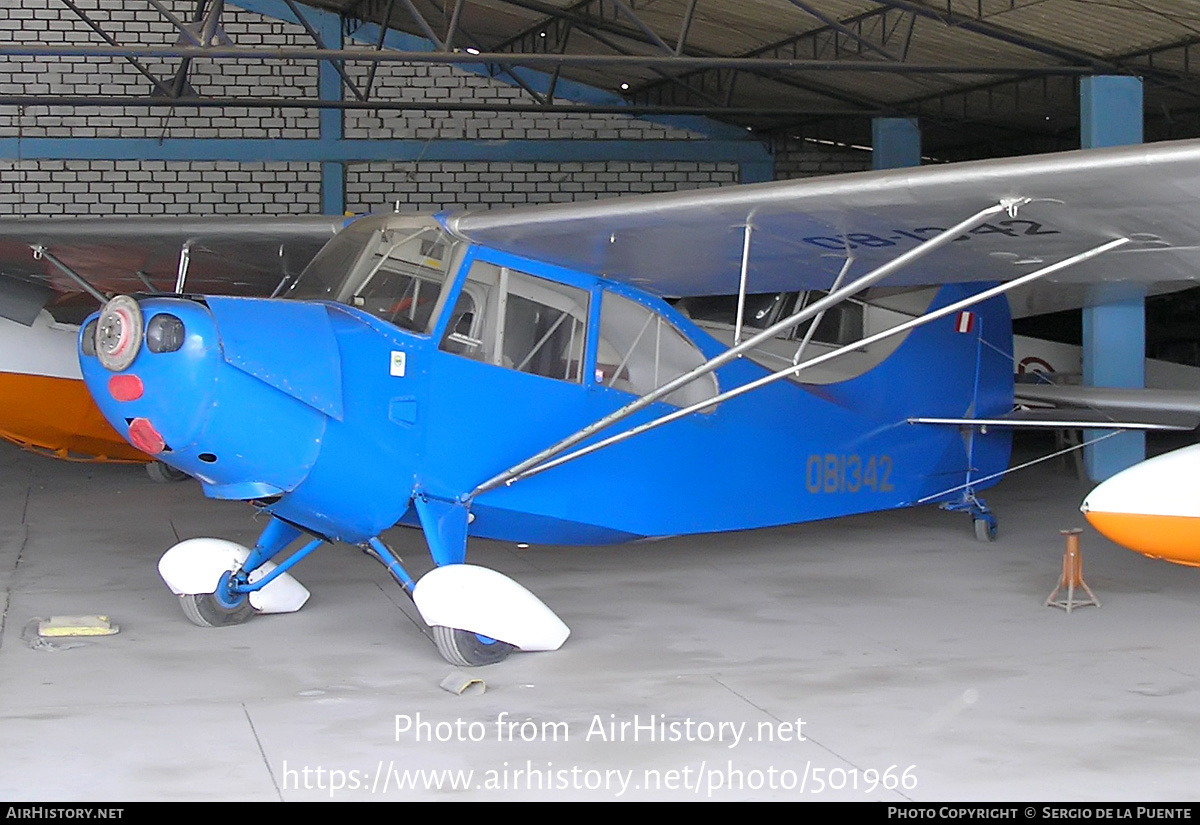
[468,236,1131,497]
[29,244,107,304]
[135,270,157,291]
[467,199,1023,500]
[734,222,753,345]
[793,255,853,366]
[174,241,193,294]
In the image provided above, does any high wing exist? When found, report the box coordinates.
[0,215,348,323]
[443,139,1200,316]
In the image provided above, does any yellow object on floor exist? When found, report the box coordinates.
[37,616,120,637]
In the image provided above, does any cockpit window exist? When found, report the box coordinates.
[439,259,589,384]
[286,215,461,334]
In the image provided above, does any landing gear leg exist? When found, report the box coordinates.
[362,531,516,666]
[357,496,567,665]
[412,495,516,665]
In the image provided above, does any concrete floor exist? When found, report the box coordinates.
[2,437,1199,801]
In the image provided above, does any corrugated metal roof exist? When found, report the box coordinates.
[291,0,1200,156]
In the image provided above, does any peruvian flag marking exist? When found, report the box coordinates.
[954,311,976,333]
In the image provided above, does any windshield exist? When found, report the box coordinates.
[286,214,461,334]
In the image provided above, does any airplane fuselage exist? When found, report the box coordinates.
[77,213,1015,549]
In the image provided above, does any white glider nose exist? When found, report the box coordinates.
[1082,443,1200,567]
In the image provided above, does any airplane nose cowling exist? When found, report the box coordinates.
[1081,443,1200,566]
[79,295,332,500]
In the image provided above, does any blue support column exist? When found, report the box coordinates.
[314,9,345,215]
[871,117,921,170]
[739,159,774,184]
[1080,75,1145,481]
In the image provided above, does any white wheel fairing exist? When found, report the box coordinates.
[413,564,569,652]
[158,537,310,614]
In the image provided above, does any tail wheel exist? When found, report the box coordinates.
[179,571,255,628]
[431,626,515,667]
[974,516,998,542]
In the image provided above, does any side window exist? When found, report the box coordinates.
[598,291,717,408]
[439,260,589,384]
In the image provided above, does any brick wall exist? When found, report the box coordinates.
[0,160,321,215]
[0,0,751,217]
[346,160,740,214]
[772,137,872,179]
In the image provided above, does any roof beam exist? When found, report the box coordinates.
[871,0,1114,71]
[629,4,920,114]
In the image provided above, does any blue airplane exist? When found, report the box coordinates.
[39,140,1200,665]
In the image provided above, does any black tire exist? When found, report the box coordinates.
[179,574,255,628]
[973,517,997,542]
[146,461,189,483]
[431,626,515,667]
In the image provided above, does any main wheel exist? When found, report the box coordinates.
[973,517,997,542]
[146,461,189,483]
[431,626,515,667]
[179,572,255,628]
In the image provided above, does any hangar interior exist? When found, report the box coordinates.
[3,0,1200,801]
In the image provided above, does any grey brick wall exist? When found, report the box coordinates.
[0,160,321,216]
[346,161,741,214]
[773,138,872,179]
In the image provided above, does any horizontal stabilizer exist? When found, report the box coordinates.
[910,408,1200,431]
[1015,384,1200,414]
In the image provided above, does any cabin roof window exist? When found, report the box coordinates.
[286,215,460,334]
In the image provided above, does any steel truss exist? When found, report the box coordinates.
[8,1,1200,154]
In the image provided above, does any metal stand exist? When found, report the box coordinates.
[1046,528,1100,612]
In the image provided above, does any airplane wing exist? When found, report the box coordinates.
[0,215,348,323]
[443,139,1200,316]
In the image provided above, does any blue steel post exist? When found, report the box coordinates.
[871,117,921,170]
[1081,75,1145,481]
[739,159,774,183]
[315,8,345,215]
